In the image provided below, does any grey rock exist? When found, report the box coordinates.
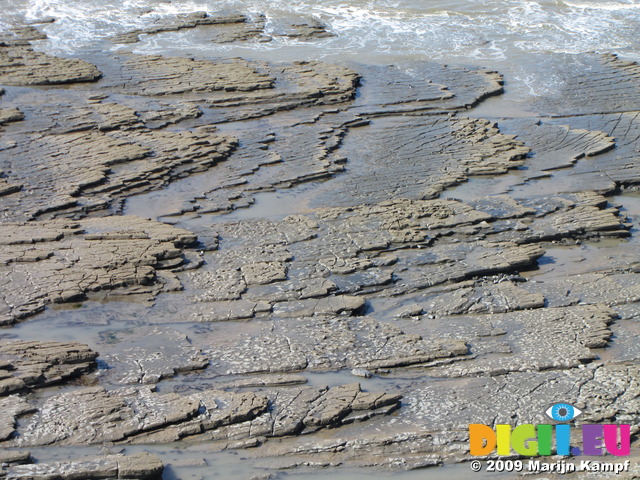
[0,115,237,220]
[204,315,468,375]
[4,452,163,479]
[0,450,30,466]
[536,54,640,115]
[0,217,201,325]
[350,368,372,379]
[0,340,97,392]
[0,44,101,86]
[14,386,200,446]
[112,12,261,44]
[0,396,34,441]
[97,327,208,385]
[184,383,401,442]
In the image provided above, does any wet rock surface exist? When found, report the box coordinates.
[2,452,163,479]
[112,10,333,45]
[536,53,640,116]
[0,217,201,325]
[0,107,236,220]
[0,27,101,86]
[112,12,260,44]
[0,340,97,393]
[96,327,208,385]
[1,19,640,480]
[4,381,398,449]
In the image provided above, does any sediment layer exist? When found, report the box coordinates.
[1,18,640,479]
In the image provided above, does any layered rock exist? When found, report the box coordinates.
[0,119,236,220]
[0,44,101,86]
[97,327,208,385]
[0,341,98,394]
[204,316,468,375]
[0,216,201,325]
[3,452,163,479]
[536,53,640,115]
[9,383,399,448]
[175,191,624,323]
[112,12,260,44]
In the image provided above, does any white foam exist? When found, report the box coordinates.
[9,0,640,81]
[564,0,640,11]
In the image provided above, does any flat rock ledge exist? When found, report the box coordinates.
[0,216,202,325]
[0,341,98,396]
[0,43,101,86]
[111,11,332,45]
[3,383,399,449]
[1,452,163,480]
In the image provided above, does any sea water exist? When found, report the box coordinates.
[2,0,640,100]
[2,1,640,479]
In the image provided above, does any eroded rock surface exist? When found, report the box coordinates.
[203,316,468,375]
[0,44,101,86]
[313,116,530,205]
[0,216,200,325]
[176,191,623,324]
[9,382,399,448]
[0,117,236,220]
[112,12,260,44]
[97,327,208,385]
[3,452,164,479]
[0,340,97,394]
[3,19,640,478]
[0,396,34,442]
[536,54,640,115]
[112,10,334,45]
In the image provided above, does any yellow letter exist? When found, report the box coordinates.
[496,424,512,455]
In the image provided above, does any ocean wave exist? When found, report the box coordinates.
[10,0,640,97]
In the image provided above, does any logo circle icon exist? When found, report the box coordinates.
[545,402,582,422]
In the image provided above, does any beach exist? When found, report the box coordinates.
[1,1,640,479]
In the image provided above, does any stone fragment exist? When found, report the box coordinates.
[350,368,372,378]
[0,109,23,126]
[241,262,288,285]
[0,450,30,466]
[271,16,334,40]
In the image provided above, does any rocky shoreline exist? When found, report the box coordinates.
[1,12,640,480]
